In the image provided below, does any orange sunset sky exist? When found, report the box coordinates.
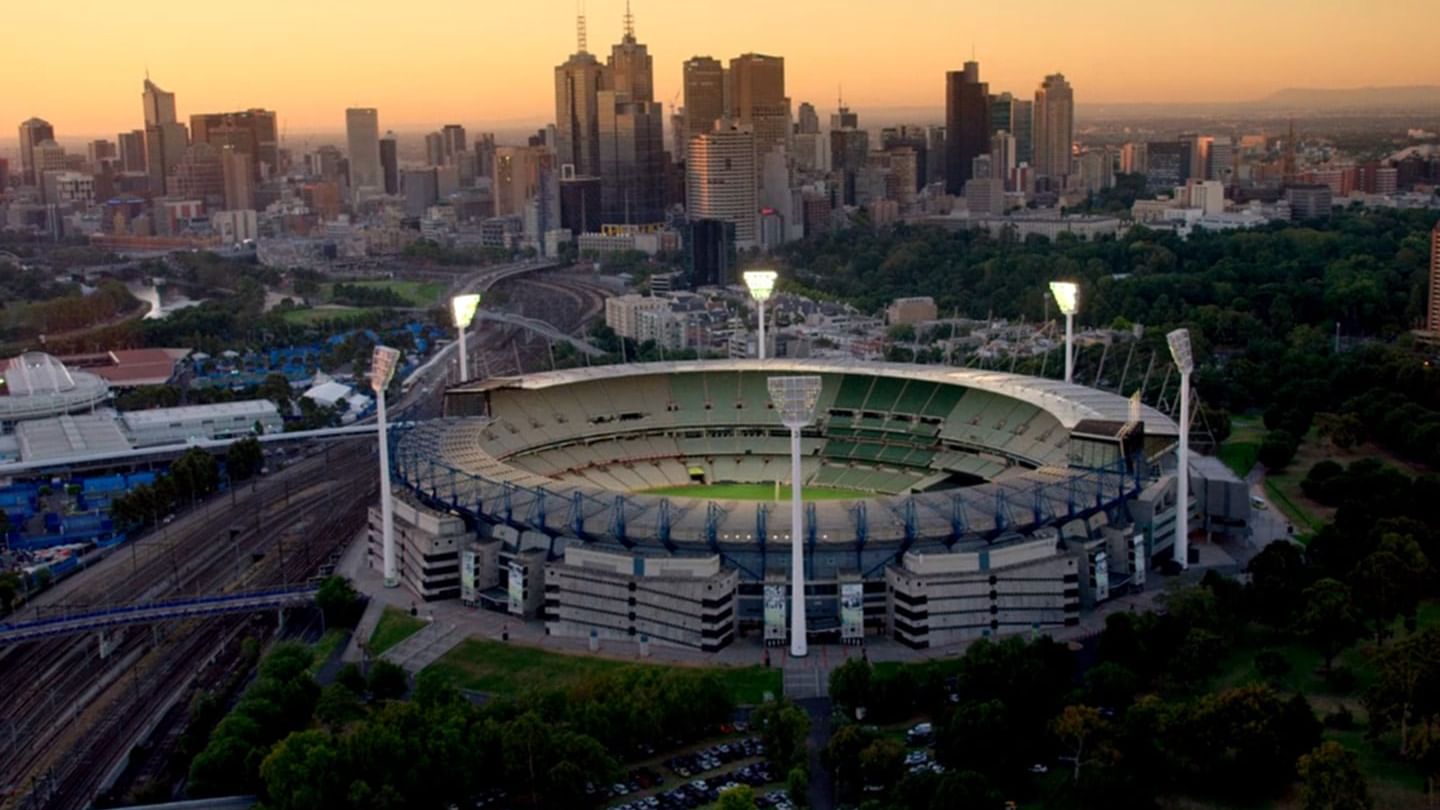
[6,0,1439,137]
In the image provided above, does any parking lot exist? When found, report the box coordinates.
[606,735,794,810]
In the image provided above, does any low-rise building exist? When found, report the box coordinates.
[366,489,465,601]
[120,400,282,446]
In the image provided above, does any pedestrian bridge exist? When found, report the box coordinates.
[0,586,318,646]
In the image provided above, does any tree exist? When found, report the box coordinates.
[824,724,876,798]
[260,730,346,810]
[1246,540,1310,626]
[228,436,264,481]
[1352,535,1428,643]
[1296,741,1371,810]
[315,576,363,629]
[367,660,408,701]
[314,684,364,732]
[786,766,810,808]
[1365,627,1440,755]
[716,784,758,810]
[0,571,21,613]
[828,657,873,718]
[858,737,905,791]
[1258,429,1299,470]
[1054,705,1108,783]
[751,699,811,773]
[1297,578,1363,672]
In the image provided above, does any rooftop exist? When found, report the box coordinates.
[121,399,280,428]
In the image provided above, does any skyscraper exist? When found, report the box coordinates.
[441,124,467,163]
[796,102,819,135]
[1010,99,1034,165]
[143,78,188,195]
[190,109,279,180]
[345,108,382,197]
[118,130,147,173]
[683,56,727,139]
[728,54,789,160]
[1033,73,1074,181]
[944,61,990,195]
[18,118,55,185]
[380,132,399,195]
[598,8,666,226]
[424,132,445,167]
[687,122,757,248]
[554,11,609,177]
[220,145,255,210]
[990,93,1013,137]
[608,4,653,103]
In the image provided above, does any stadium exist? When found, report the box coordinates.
[380,360,1221,653]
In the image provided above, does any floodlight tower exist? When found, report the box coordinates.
[371,345,402,587]
[768,375,822,657]
[1050,281,1079,384]
[744,270,778,360]
[451,293,481,384]
[1166,328,1193,570]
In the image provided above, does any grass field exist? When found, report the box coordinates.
[640,483,868,501]
[323,279,446,307]
[368,606,427,656]
[280,306,366,325]
[1218,415,1265,478]
[309,628,349,675]
[424,638,781,705]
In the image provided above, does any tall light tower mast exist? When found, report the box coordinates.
[1049,281,1079,384]
[745,270,778,360]
[371,346,402,587]
[768,375,822,657]
[451,293,481,384]
[1166,328,1193,570]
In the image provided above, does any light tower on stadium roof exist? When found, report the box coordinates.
[1049,281,1079,384]
[768,374,822,657]
[745,269,778,360]
[1166,328,1193,570]
[371,345,402,587]
[451,293,481,384]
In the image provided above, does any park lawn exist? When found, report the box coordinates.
[280,306,367,325]
[424,637,781,705]
[640,483,868,502]
[368,606,427,656]
[308,628,349,675]
[1218,415,1266,478]
[323,279,446,307]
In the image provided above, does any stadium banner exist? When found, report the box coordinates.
[841,583,863,635]
[764,584,786,638]
[1131,533,1146,587]
[460,549,476,601]
[507,560,524,611]
[1093,550,1110,602]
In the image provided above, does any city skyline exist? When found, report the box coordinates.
[7,0,1440,138]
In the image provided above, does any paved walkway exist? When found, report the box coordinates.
[382,621,465,673]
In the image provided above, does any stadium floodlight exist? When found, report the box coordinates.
[1049,281,1079,384]
[744,270,778,360]
[1166,328,1192,570]
[372,345,402,588]
[768,375,822,657]
[451,293,481,384]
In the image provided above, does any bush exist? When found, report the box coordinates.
[367,660,408,701]
[1301,460,1345,501]
[1258,429,1299,471]
[1254,650,1291,681]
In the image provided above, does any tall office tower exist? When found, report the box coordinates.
[728,54,790,159]
[220,145,255,210]
[881,127,929,193]
[33,140,68,183]
[189,110,279,180]
[424,132,445,166]
[831,105,858,131]
[608,5,653,103]
[687,122,758,248]
[944,61,991,195]
[990,131,1016,183]
[555,9,609,177]
[474,133,496,179]
[1009,99,1033,165]
[167,142,225,208]
[1033,73,1074,181]
[1208,137,1235,183]
[0,158,8,191]
[87,140,117,167]
[683,56,727,139]
[494,145,557,223]
[1429,222,1440,333]
[441,124,467,163]
[345,108,382,197]
[560,167,603,234]
[1179,133,1211,181]
[118,130,147,173]
[598,91,667,226]
[670,108,688,161]
[379,132,399,195]
[18,118,55,186]
[830,127,869,206]
[1120,142,1148,174]
[401,168,439,217]
[796,102,819,135]
[927,126,947,185]
[1145,141,1186,193]
[990,92,1013,136]
[143,78,189,195]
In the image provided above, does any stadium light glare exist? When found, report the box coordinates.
[745,270,778,360]
[768,375,822,657]
[1050,281,1079,383]
[451,293,481,383]
[1166,328,1193,569]
[372,345,402,588]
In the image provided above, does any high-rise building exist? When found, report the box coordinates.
[831,105,858,131]
[401,168,439,217]
[17,118,54,185]
[608,6,653,103]
[143,78,188,196]
[1009,99,1034,165]
[1286,184,1333,221]
[87,140,117,167]
[475,133,497,179]
[441,124,467,163]
[167,142,225,208]
[944,61,990,195]
[990,93,1013,137]
[494,145,556,221]
[881,127,929,194]
[0,158,8,191]
[33,140,68,180]
[345,108,382,197]
[1033,73,1074,181]
[1146,141,1187,193]
[796,102,819,135]
[1120,142,1148,175]
[560,168,603,235]
[380,132,399,195]
[220,146,255,211]
[728,54,789,160]
[424,132,445,167]
[190,109,279,180]
[990,131,1017,183]
[683,56,727,140]
[555,14,609,177]
[831,123,869,206]
[598,11,665,227]
[118,130,147,173]
[1428,222,1440,333]
[687,122,757,248]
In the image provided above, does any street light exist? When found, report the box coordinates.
[1166,328,1193,570]
[744,270,778,360]
[767,375,822,658]
[371,345,402,588]
[1049,281,1079,384]
[451,293,481,384]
